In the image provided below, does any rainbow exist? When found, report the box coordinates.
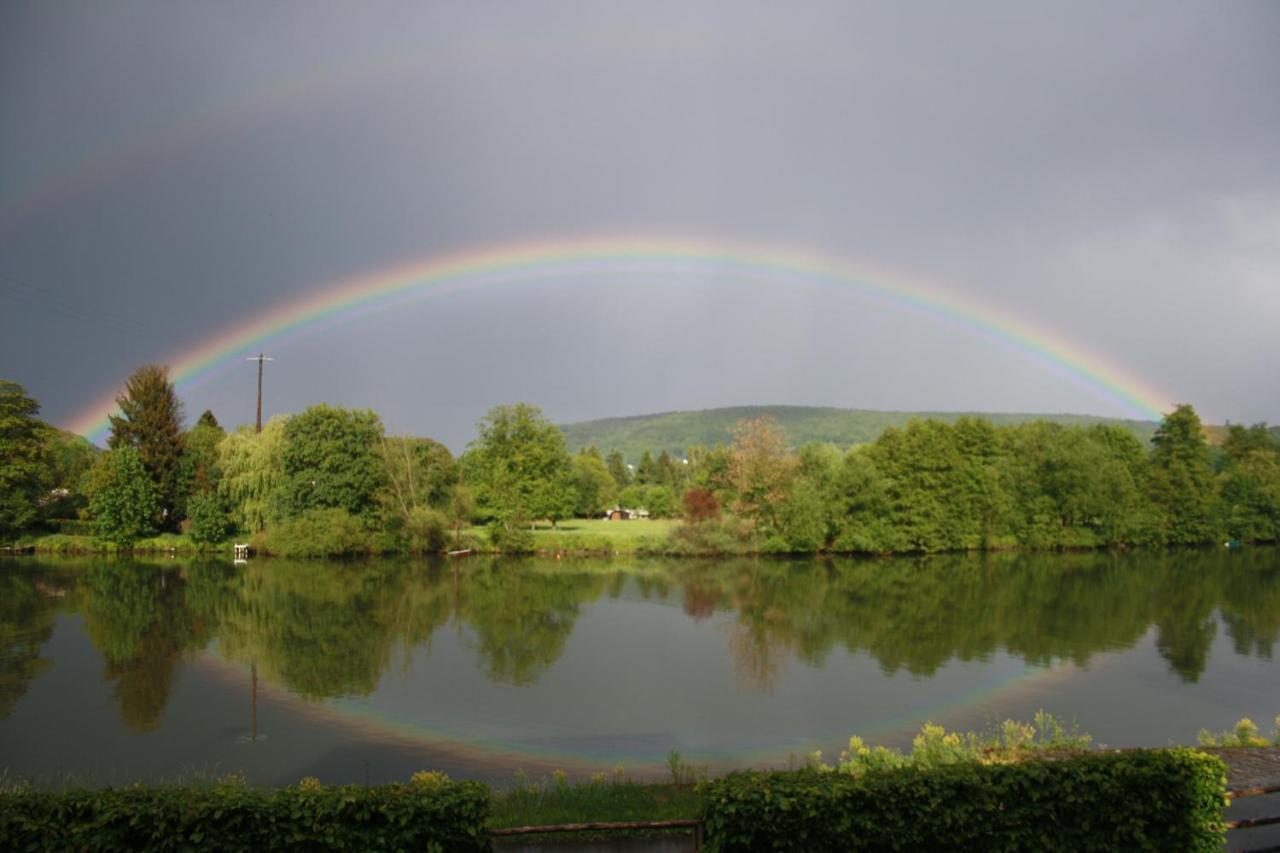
[64,235,1171,442]
[200,642,1084,777]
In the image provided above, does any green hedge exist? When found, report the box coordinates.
[703,749,1226,852]
[0,779,490,852]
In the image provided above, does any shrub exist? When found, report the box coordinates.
[487,519,535,553]
[253,508,373,557]
[86,447,158,547]
[403,505,448,555]
[1197,715,1280,747]
[664,516,754,555]
[0,776,491,852]
[185,493,229,545]
[703,749,1225,852]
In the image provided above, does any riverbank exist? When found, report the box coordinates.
[10,519,1271,560]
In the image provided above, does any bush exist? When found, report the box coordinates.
[253,508,373,557]
[0,776,491,852]
[185,493,229,544]
[664,516,755,555]
[403,505,448,555]
[703,749,1225,852]
[487,519,535,553]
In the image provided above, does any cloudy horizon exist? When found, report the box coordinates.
[3,1,1277,449]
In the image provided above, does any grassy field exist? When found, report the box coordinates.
[461,517,681,554]
[532,518,679,540]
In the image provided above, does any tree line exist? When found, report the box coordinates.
[2,368,1278,554]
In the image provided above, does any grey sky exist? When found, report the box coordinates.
[2,1,1277,449]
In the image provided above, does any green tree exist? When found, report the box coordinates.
[1220,449,1280,542]
[178,416,226,509]
[0,380,48,541]
[186,491,229,544]
[606,449,632,488]
[377,436,457,519]
[1148,405,1220,545]
[644,485,678,518]
[570,448,617,517]
[466,403,574,534]
[655,450,679,487]
[107,365,186,528]
[1221,423,1277,470]
[38,429,98,521]
[447,484,476,548]
[635,450,656,485]
[87,447,158,546]
[217,417,288,533]
[776,476,828,552]
[280,404,386,520]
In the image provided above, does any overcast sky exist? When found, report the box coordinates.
[2,1,1277,449]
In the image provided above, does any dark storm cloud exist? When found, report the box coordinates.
[2,0,1277,442]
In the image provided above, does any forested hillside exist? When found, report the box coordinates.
[559,406,1160,460]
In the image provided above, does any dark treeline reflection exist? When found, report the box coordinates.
[3,550,1279,728]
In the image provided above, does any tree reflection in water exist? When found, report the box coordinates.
[3,548,1280,727]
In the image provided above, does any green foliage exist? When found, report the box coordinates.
[0,776,491,852]
[403,505,448,555]
[177,419,225,516]
[642,485,677,519]
[606,449,631,487]
[0,380,48,541]
[185,492,229,544]
[36,428,98,522]
[86,447,158,547]
[466,403,575,535]
[570,448,617,517]
[1148,404,1220,545]
[377,435,457,516]
[833,714,1091,775]
[107,365,186,529]
[487,518,535,553]
[254,508,373,557]
[702,750,1226,852]
[217,418,288,534]
[1197,715,1280,747]
[664,515,755,555]
[774,476,827,552]
[1219,448,1280,542]
[281,405,386,520]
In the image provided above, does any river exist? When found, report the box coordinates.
[2,548,1278,786]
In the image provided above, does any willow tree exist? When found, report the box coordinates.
[218,416,289,534]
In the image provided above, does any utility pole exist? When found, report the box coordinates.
[247,354,274,433]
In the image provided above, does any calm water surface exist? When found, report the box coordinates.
[2,549,1279,786]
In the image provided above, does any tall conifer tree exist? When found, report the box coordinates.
[108,365,185,528]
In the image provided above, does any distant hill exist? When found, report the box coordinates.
[559,405,1160,461]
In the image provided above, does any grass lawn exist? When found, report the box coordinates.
[458,517,680,553]
[530,518,680,540]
